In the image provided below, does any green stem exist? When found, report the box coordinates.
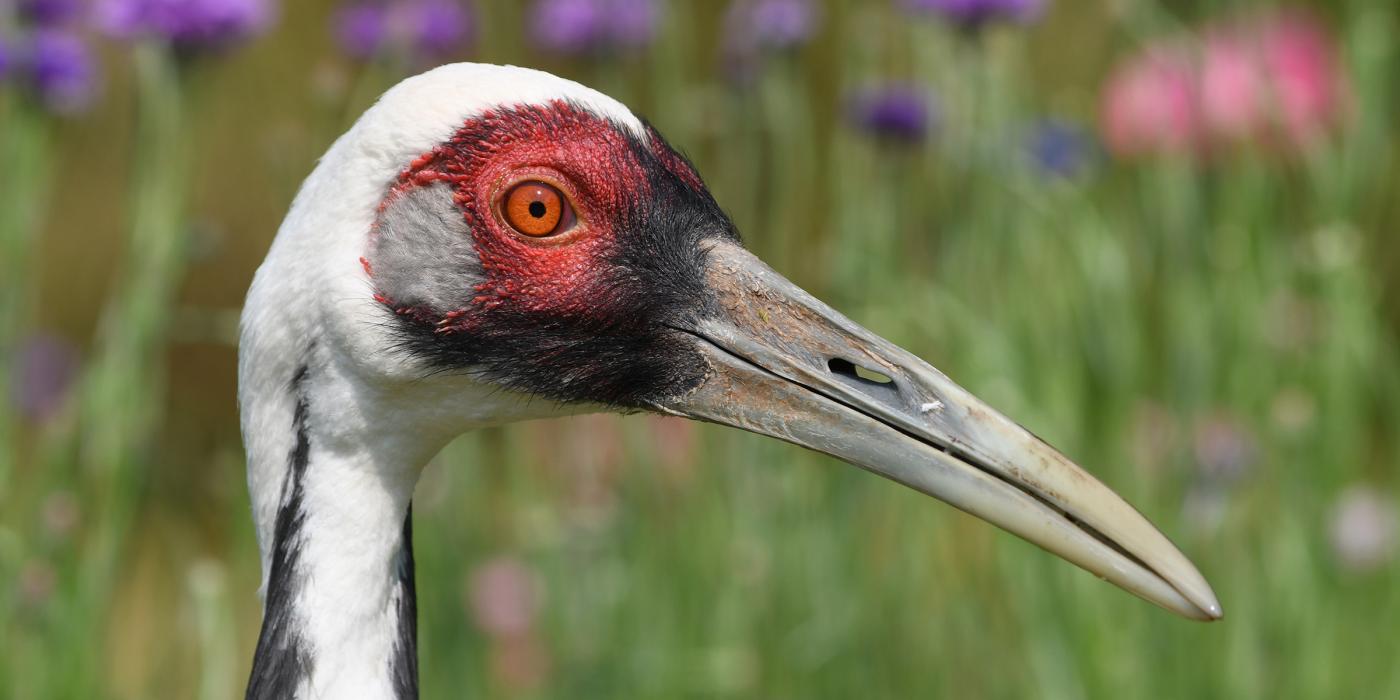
[63,43,192,695]
[82,44,188,469]
[0,100,53,489]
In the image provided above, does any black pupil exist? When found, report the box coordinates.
[528,200,547,218]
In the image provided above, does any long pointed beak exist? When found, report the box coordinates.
[655,241,1221,621]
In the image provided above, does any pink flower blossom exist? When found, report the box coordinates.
[1100,10,1347,158]
[10,332,80,421]
[1203,13,1346,150]
[466,556,540,639]
[1258,14,1346,144]
[1192,412,1257,484]
[1329,486,1397,573]
[1199,34,1264,143]
[467,557,553,688]
[1100,47,1199,157]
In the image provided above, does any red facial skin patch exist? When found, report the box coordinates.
[363,100,729,407]
[369,101,674,331]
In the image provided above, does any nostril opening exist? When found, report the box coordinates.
[827,358,894,386]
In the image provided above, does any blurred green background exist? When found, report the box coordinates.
[3,0,1400,697]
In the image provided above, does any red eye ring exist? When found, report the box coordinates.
[502,180,574,237]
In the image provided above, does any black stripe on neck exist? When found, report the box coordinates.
[390,505,419,699]
[246,364,315,699]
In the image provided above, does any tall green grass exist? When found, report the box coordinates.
[3,1,1399,698]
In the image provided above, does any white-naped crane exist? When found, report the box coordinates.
[239,63,1221,699]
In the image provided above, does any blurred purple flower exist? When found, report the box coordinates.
[19,0,85,27]
[467,557,540,639]
[0,36,12,82]
[1192,413,1257,484]
[1025,119,1094,177]
[530,0,601,54]
[848,85,936,142]
[1181,411,1256,535]
[97,0,275,52]
[747,0,815,48]
[608,0,656,47]
[27,30,98,114]
[10,333,80,423]
[900,0,1045,29]
[334,0,473,62]
[1329,486,1397,573]
[334,3,389,59]
[529,0,657,55]
[403,0,471,57]
[723,0,816,62]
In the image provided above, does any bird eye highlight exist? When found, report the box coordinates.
[503,180,572,237]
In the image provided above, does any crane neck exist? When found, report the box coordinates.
[243,359,443,700]
[237,304,566,698]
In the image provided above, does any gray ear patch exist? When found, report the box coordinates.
[369,183,485,315]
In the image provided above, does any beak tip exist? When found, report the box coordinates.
[1177,585,1223,621]
[1177,568,1224,621]
[1202,600,1224,621]
[1165,567,1223,622]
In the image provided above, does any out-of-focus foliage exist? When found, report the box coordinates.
[2,0,1399,698]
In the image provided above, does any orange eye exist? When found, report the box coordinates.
[503,181,571,237]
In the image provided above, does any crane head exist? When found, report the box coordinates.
[246,64,1221,622]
